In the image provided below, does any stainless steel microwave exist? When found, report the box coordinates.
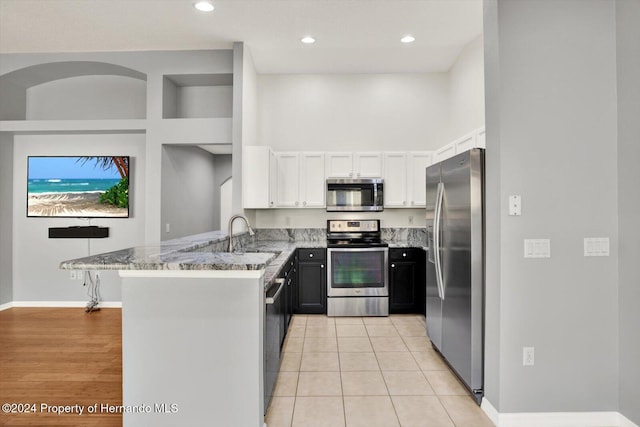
[326,178,384,212]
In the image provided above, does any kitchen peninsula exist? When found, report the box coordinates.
[60,227,424,426]
[60,230,305,427]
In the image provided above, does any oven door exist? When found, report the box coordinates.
[327,247,389,297]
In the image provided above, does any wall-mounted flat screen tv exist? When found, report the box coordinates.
[27,156,130,218]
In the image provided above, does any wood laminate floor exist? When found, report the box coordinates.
[0,308,122,426]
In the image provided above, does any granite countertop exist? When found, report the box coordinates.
[59,230,281,272]
[59,227,426,285]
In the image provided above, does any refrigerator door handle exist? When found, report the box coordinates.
[434,182,445,300]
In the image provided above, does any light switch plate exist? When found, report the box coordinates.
[524,239,551,258]
[584,237,610,257]
[509,195,522,216]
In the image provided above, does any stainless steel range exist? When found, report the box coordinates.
[326,219,389,317]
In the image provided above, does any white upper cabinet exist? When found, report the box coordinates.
[325,152,353,178]
[384,151,432,208]
[272,151,325,208]
[383,152,408,207]
[407,151,432,207]
[354,152,383,178]
[433,127,486,164]
[454,132,476,153]
[326,152,382,178]
[433,142,457,163]
[243,146,275,209]
[300,152,325,208]
[274,152,300,207]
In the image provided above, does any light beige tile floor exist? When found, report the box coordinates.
[266,314,495,427]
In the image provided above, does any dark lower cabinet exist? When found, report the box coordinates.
[389,248,426,314]
[295,248,327,314]
[284,253,296,332]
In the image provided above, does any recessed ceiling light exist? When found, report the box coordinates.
[194,1,214,12]
[301,36,316,44]
[401,35,416,43]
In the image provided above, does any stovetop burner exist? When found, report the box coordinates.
[326,219,387,248]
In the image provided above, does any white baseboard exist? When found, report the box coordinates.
[621,414,640,427]
[481,399,638,427]
[1,301,122,310]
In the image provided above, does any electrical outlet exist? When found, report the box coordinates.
[70,271,77,280]
[165,223,171,233]
[523,347,535,366]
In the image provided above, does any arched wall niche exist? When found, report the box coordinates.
[0,61,147,120]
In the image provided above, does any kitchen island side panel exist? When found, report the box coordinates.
[121,275,264,427]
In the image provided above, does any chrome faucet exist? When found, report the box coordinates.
[227,214,255,252]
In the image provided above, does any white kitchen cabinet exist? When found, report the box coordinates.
[243,146,275,209]
[354,152,383,178]
[326,152,382,178]
[325,152,354,178]
[454,132,477,153]
[383,152,408,207]
[300,152,325,207]
[274,152,300,207]
[273,152,325,208]
[407,151,432,207]
[433,143,456,163]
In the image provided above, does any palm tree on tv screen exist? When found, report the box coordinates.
[77,156,129,208]
[77,156,129,178]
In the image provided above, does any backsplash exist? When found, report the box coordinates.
[255,228,326,242]
[189,227,426,253]
[381,227,427,245]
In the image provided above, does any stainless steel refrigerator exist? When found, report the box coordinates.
[425,148,484,404]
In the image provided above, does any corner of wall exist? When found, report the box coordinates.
[0,134,14,304]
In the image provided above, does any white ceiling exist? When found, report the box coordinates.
[0,0,483,74]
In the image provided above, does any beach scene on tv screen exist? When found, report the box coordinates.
[27,156,129,218]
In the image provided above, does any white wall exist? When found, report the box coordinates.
[257,73,449,152]
[213,154,232,230]
[484,0,619,413]
[161,145,218,240]
[616,0,640,424]
[253,72,451,228]
[443,35,485,143]
[12,134,146,302]
[26,75,146,120]
[255,208,424,229]
[0,135,13,304]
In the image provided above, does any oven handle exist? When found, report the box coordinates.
[265,278,285,305]
[433,182,445,300]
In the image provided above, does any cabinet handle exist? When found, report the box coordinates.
[391,264,395,268]
[295,201,299,206]
[320,264,324,268]
[270,201,274,206]
[403,253,407,257]
[349,172,353,177]
[309,253,314,258]
[403,201,406,205]
[357,172,361,177]
[303,201,307,206]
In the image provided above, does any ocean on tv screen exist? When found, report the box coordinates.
[27,156,129,218]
